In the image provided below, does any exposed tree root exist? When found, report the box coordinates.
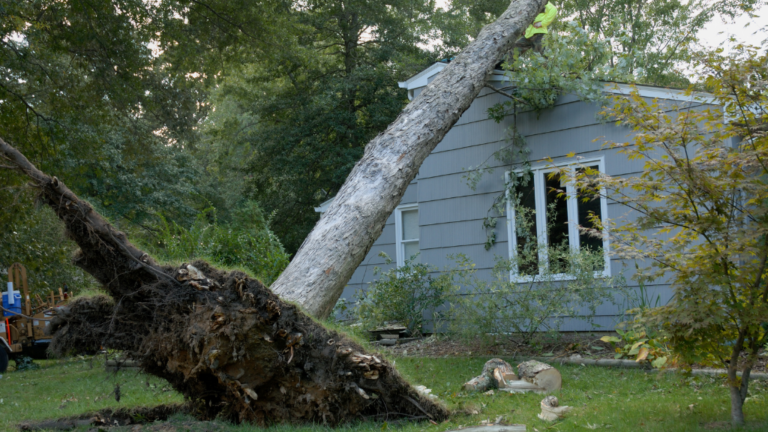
[1,137,449,426]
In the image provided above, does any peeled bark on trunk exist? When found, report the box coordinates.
[0,138,448,425]
[271,0,548,319]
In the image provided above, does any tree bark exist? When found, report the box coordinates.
[726,337,748,427]
[729,381,746,427]
[271,0,548,319]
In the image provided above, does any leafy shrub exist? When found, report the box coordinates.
[601,328,672,368]
[142,204,289,285]
[448,245,625,346]
[607,280,673,368]
[354,253,460,336]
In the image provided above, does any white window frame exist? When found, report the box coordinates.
[395,203,419,267]
[505,157,610,281]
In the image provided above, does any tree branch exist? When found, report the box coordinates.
[483,83,528,105]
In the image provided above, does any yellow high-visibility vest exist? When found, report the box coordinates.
[524,2,558,39]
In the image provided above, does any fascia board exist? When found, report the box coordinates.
[400,64,718,105]
[397,62,447,90]
[605,83,717,104]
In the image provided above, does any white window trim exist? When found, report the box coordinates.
[394,203,419,267]
[505,157,610,282]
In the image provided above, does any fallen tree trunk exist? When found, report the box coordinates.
[0,138,447,425]
[271,0,548,319]
[0,0,547,424]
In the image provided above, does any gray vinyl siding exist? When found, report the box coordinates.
[346,85,706,331]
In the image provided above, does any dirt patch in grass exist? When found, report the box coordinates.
[702,421,732,429]
[383,334,768,372]
[384,333,623,358]
[17,404,185,431]
[124,421,223,432]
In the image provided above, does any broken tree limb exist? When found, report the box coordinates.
[0,137,448,425]
[270,0,549,319]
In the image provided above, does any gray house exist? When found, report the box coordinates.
[319,62,706,331]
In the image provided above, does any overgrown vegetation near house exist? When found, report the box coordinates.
[351,253,464,336]
[139,205,290,286]
[345,211,627,346]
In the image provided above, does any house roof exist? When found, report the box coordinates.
[398,62,509,100]
[398,62,715,104]
[316,67,718,213]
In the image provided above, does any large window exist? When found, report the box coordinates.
[395,204,419,267]
[505,159,610,279]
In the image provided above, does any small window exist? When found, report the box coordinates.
[506,159,609,279]
[396,204,419,266]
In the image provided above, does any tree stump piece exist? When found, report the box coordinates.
[463,358,515,392]
[517,360,562,393]
[537,396,571,421]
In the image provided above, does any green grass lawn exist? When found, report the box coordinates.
[1,355,766,431]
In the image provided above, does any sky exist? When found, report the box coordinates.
[698,9,767,51]
[433,0,767,52]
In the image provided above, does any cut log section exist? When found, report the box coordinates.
[463,359,515,392]
[515,360,562,393]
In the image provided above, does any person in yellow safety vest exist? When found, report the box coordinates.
[514,2,558,57]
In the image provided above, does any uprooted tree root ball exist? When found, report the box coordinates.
[0,139,448,426]
[50,261,447,424]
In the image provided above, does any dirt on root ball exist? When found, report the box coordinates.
[48,261,448,426]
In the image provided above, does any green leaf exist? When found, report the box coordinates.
[651,356,668,368]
